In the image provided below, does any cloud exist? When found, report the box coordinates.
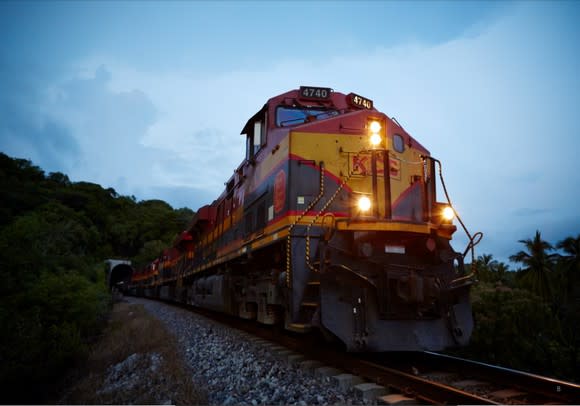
[542,217,580,244]
[0,110,80,173]
[0,59,80,173]
[512,208,553,217]
[42,66,160,193]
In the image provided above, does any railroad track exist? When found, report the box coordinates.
[367,351,580,404]
[149,296,580,404]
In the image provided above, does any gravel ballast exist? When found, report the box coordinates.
[128,297,369,405]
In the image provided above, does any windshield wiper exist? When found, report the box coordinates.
[280,116,309,127]
[279,110,339,127]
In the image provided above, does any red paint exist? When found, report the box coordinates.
[351,153,400,179]
[274,170,286,213]
[389,157,401,179]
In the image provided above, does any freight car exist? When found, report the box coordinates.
[129,86,480,351]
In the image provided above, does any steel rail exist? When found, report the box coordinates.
[419,351,580,404]
[347,358,497,405]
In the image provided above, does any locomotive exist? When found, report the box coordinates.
[130,86,478,352]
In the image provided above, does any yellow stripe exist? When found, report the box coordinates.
[255,135,290,184]
[336,221,430,233]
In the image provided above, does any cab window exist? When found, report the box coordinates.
[393,134,405,153]
[276,106,338,127]
[245,118,267,161]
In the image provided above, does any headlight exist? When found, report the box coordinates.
[370,133,381,146]
[442,206,455,221]
[369,121,381,133]
[369,120,382,147]
[358,196,371,212]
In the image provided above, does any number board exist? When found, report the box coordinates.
[299,86,332,100]
[347,93,373,110]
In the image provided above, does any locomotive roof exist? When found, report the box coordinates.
[241,103,267,135]
[241,87,377,134]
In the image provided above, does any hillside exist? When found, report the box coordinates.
[0,152,194,403]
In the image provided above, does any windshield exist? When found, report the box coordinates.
[276,106,339,127]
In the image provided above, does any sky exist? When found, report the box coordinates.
[1,0,579,264]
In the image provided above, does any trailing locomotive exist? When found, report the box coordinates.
[130,86,478,351]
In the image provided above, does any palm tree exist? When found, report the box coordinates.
[494,262,510,284]
[556,234,580,301]
[473,253,498,282]
[510,230,557,301]
[480,254,498,269]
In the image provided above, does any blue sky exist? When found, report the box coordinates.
[1,1,579,264]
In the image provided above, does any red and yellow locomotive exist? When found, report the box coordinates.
[130,86,477,351]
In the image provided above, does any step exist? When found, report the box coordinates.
[307,280,321,285]
[301,301,319,307]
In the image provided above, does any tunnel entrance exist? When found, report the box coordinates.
[105,260,133,292]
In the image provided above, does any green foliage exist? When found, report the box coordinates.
[555,234,580,301]
[0,152,195,403]
[133,239,170,268]
[0,271,110,403]
[465,283,571,377]
[461,230,580,383]
[0,154,48,225]
[510,230,558,300]
[469,254,515,287]
[0,202,99,280]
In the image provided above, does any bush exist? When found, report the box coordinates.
[0,270,110,403]
[456,282,571,379]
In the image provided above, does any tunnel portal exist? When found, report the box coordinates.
[105,259,133,291]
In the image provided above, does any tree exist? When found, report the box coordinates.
[479,253,497,282]
[47,171,71,186]
[462,282,571,378]
[133,239,167,268]
[556,234,580,301]
[0,202,100,293]
[494,262,512,285]
[471,254,511,284]
[554,235,580,380]
[0,152,197,402]
[510,230,557,301]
